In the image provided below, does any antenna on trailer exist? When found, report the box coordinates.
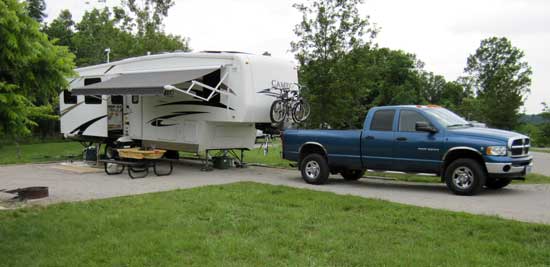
[104,48,111,63]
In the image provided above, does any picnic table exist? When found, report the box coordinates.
[99,148,174,179]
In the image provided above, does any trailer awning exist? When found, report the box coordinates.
[71,66,221,96]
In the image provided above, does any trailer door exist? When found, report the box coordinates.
[128,95,143,139]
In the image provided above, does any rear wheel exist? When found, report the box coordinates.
[270,100,286,123]
[485,178,512,189]
[300,154,329,185]
[341,169,365,180]
[444,158,486,196]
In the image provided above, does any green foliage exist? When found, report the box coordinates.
[291,0,378,128]
[123,0,175,36]
[24,0,46,22]
[50,4,189,67]
[43,9,74,48]
[464,37,532,129]
[0,0,75,139]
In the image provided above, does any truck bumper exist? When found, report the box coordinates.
[484,156,533,178]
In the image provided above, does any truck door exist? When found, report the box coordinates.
[393,109,444,173]
[362,109,397,170]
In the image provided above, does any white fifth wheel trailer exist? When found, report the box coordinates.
[59,51,298,160]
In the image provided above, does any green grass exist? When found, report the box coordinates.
[532,147,550,154]
[0,182,549,266]
[0,142,83,165]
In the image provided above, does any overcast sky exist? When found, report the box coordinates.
[45,0,549,114]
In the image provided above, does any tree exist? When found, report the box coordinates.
[25,0,46,22]
[0,0,75,150]
[464,37,532,129]
[70,6,189,67]
[43,9,75,48]
[72,8,136,66]
[122,0,175,36]
[539,102,550,146]
[291,0,378,127]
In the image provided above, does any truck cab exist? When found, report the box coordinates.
[282,105,533,195]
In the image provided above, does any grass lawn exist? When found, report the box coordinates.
[0,182,549,266]
[0,142,83,165]
[532,147,550,154]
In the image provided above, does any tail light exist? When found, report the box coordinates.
[280,131,285,158]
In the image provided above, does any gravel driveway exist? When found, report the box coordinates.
[1,162,549,224]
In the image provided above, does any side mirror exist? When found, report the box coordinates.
[415,121,437,133]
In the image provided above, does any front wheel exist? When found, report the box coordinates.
[444,159,486,196]
[300,154,329,185]
[485,178,512,189]
[341,169,365,180]
[270,100,287,123]
[291,99,311,123]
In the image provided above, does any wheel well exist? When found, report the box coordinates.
[442,149,486,179]
[299,144,327,165]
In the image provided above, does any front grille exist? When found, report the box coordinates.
[509,137,530,157]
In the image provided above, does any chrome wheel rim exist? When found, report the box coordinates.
[452,166,474,190]
[305,161,320,179]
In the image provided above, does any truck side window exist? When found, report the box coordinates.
[370,110,395,131]
[399,110,430,132]
[63,90,77,104]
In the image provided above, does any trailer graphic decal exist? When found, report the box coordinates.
[60,101,85,117]
[70,115,108,135]
[155,101,234,111]
[148,111,208,127]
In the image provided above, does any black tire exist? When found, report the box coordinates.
[341,169,365,180]
[444,158,486,196]
[270,100,286,123]
[291,99,311,123]
[485,178,512,190]
[300,153,329,185]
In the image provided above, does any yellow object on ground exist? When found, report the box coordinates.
[117,148,166,160]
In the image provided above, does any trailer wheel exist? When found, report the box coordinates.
[444,158,486,196]
[300,153,329,185]
[341,169,365,180]
[485,178,512,190]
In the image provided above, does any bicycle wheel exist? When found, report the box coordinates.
[270,100,287,123]
[291,99,311,123]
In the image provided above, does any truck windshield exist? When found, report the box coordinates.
[424,108,472,128]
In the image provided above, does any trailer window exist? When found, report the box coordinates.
[111,95,123,105]
[85,95,102,104]
[399,110,430,132]
[63,90,77,104]
[370,110,395,131]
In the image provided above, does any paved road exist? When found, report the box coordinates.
[1,162,550,224]
[532,151,550,176]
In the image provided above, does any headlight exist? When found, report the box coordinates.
[486,146,507,156]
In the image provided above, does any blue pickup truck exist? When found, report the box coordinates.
[281,105,533,195]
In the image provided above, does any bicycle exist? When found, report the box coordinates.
[269,83,311,123]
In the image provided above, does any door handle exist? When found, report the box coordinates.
[396,137,407,141]
[365,135,374,140]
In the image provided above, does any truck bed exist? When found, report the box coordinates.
[282,129,363,169]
